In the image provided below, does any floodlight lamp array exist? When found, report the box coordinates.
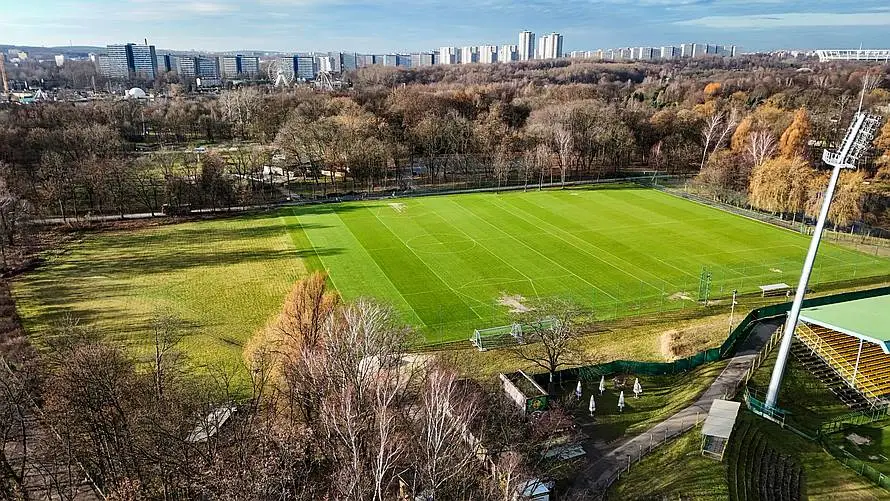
[822,113,883,170]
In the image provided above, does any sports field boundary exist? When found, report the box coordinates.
[650,183,890,248]
[32,173,690,225]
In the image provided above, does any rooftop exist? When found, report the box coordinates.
[799,295,890,352]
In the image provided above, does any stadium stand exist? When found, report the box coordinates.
[793,295,890,407]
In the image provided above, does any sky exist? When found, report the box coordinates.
[4,0,890,54]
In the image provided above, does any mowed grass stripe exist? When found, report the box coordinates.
[455,196,622,300]
[350,205,484,321]
[526,191,701,282]
[494,195,669,293]
[292,207,427,327]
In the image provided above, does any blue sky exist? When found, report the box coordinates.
[5,0,890,53]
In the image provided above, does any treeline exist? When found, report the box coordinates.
[1,58,890,235]
[0,273,581,499]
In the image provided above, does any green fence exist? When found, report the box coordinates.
[535,285,890,388]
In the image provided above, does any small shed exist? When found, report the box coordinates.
[700,399,741,460]
[500,371,549,415]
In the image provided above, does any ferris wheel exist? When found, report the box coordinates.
[267,59,293,87]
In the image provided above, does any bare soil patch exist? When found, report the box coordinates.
[498,294,530,313]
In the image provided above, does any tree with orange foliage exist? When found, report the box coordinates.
[731,116,753,152]
[704,82,722,99]
[243,271,339,370]
[778,108,811,159]
[749,156,815,215]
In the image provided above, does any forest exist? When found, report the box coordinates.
[2,56,890,238]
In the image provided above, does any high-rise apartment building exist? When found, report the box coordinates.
[536,33,563,59]
[240,56,259,76]
[195,56,219,78]
[341,52,358,71]
[439,46,459,65]
[156,54,174,73]
[356,54,375,68]
[130,44,157,78]
[296,55,316,79]
[479,45,498,64]
[498,44,519,63]
[459,46,479,64]
[172,56,196,77]
[99,43,157,79]
[317,55,334,73]
[410,52,435,67]
[217,55,258,79]
[518,31,535,61]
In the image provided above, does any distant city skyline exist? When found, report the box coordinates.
[4,0,890,53]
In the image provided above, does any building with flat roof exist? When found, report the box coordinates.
[537,33,563,59]
[460,46,479,64]
[195,56,219,78]
[439,46,458,65]
[519,31,535,61]
[296,55,316,80]
[499,44,518,63]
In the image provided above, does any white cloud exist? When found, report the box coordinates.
[184,2,237,14]
[677,11,890,29]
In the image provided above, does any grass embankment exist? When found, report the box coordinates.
[609,427,729,500]
[610,412,888,500]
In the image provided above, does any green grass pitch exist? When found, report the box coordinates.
[12,185,890,366]
[287,185,890,343]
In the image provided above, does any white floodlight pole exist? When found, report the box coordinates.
[764,113,868,409]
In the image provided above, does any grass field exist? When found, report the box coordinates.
[12,185,890,367]
[286,185,890,343]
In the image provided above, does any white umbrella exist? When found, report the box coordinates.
[575,381,583,399]
[588,395,596,416]
[599,375,606,395]
[633,378,642,399]
[618,391,625,412]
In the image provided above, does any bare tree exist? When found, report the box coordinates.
[746,130,777,168]
[700,110,725,171]
[509,300,586,388]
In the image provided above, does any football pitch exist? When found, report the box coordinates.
[13,185,890,364]
[286,185,890,343]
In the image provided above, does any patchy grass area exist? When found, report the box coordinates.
[554,361,727,444]
[609,427,729,500]
[13,213,305,368]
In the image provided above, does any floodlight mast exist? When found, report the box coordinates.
[764,111,882,409]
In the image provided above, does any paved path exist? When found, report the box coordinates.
[578,318,783,496]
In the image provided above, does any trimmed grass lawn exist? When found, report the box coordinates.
[13,185,890,367]
[287,185,890,343]
[554,361,728,443]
